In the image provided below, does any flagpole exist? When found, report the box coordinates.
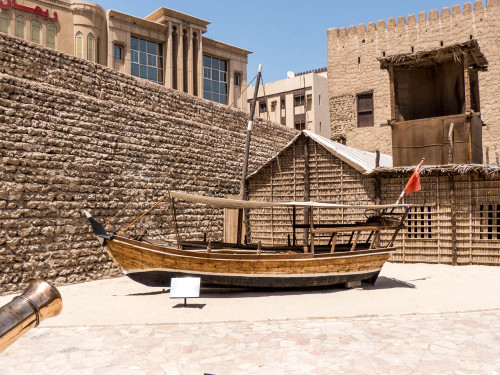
[395,158,425,204]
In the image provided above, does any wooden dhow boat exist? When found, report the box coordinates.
[86,191,410,289]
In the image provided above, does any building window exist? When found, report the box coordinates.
[46,24,56,49]
[0,12,9,34]
[203,55,227,104]
[130,36,164,84]
[357,92,374,127]
[259,101,267,114]
[87,33,94,62]
[30,20,41,44]
[113,44,123,60]
[234,72,241,86]
[295,121,305,131]
[478,204,500,240]
[294,94,305,107]
[271,101,276,112]
[75,32,83,58]
[15,16,24,39]
[407,206,432,239]
[96,37,100,63]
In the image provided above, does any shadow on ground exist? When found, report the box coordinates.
[116,276,419,299]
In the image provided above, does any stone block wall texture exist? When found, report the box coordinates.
[0,33,296,295]
[327,0,500,154]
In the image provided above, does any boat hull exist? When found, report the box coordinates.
[125,269,381,288]
[105,236,394,289]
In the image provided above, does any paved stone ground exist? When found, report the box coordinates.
[2,310,500,375]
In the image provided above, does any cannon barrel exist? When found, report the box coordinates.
[0,280,62,353]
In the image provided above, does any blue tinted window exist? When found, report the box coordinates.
[202,55,227,104]
[130,36,163,84]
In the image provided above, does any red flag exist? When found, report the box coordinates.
[405,164,422,195]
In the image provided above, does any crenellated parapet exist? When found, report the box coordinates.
[327,1,494,44]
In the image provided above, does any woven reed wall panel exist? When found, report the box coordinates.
[380,173,500,265]
[247,136,376,246]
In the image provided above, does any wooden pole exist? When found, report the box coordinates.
[450,175,457,266]
[495,144,499,165]
[303,139,311,248]
[169,196,181,249]
[375,150,380,168]
[292,206,296,246]
[485,146,490,164]
[448,123,455,164]
[237,65,262,246]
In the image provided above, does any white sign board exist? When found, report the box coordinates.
[170,277,201,299]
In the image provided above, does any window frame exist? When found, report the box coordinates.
[46,23,56,49]
[294,121,305,131]
[87,33,94,62]
[75,32,83,58]
[130,36,164,84]
[477,204,500,240]
[30,19,41,44]
[406,206,433,239]
[0,12,9,34]
[15,16,25,39]
[202,54,228,105]
[113,44,123,60]
[357,92,374,128]
[294,94,305,107]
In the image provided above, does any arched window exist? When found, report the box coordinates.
[30,20,41,44]
[15,16,24,39]
[46,23,56,49]
[75,32,83,58]
[96,37,100,64]
[0,12,9,34]
[87,33,94,62]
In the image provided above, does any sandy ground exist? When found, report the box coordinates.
[1,262,499,327]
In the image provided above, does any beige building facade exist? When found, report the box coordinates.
[247,68,330,138]
[0,0,251,109]
[327,0,500,156]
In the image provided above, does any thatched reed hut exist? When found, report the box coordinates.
[245,131,500,266]
[245,130,391,247]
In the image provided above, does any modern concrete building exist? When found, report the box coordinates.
[0,0,251,109]
[247,68,330,138]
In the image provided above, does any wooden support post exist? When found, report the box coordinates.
[369,231,380,249]
[448,123,455,164]
[292,206,296,246]
[388,66,396,120]
[303,140,311,248]
[375,150,380,168]
[350,231,360,252]
[237,65,262,246]
[486,146,490,164]
[330,233,337,253]
[206,241,211,253]
[309,208,315,254]
[450,175,457,266]
[169,196,181,249]
[495,144,499,165]
[257,240,261,255]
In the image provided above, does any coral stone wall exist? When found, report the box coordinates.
[327,0,500,154]
[0,33,296,294]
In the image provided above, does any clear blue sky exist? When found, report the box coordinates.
[96,0,485,83]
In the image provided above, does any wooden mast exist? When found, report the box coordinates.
[237,65,262,246]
